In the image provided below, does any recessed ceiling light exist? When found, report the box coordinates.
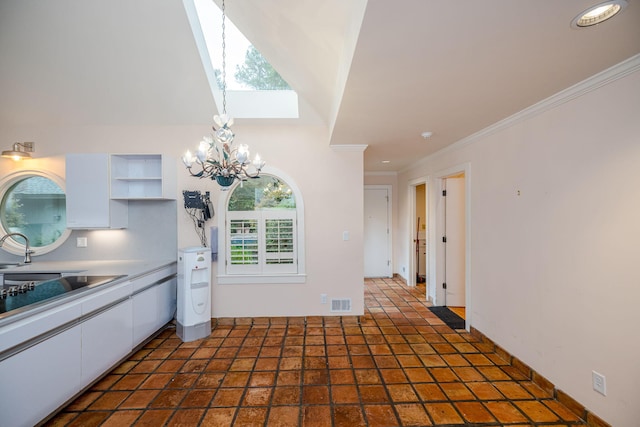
[571,0,627,28]
[381,160,391,164]
[421,131,433,139]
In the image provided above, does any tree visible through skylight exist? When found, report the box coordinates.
[195,0,291,91]
[187,0,298,118]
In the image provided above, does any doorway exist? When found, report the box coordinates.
[364,185,392,278]
[408,178,429,296]
[431,163,470,328]
[443,174,466,314]
[415,184,427,285]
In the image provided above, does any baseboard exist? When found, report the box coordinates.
[392,273,407,284]
[212,315,362,327]
[470,327,611,427]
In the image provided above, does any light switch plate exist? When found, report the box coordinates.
[592,371,606,396]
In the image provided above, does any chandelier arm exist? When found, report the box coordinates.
[243,170,260,179]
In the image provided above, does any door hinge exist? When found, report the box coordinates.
[442,190,447,197]
[387,260,390,266]
[442,236,447,243]
[442,282,447,289]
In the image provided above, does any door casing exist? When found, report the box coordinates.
[364,185,393,278]
[433,163,471,329]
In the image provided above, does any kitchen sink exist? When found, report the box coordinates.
[2,272,62,285]
[0,263,22,269]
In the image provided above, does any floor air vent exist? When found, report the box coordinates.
[331,298,352,312]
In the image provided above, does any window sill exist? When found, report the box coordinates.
[216,274,306,285]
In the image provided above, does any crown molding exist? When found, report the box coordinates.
[402,53,640,173]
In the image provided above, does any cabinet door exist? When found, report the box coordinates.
[132,286,158,346]
[157,277,177,326]
[81,299,133,383]
[132,277,177,346]
[66,153,128,229]
[0,326,82,427]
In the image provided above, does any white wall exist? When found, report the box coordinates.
[0,123,366,318]
[396,61,640,426]
[202,126,365,317]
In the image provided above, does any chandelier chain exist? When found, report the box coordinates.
[181,0,264,188]
[221,0,227,115]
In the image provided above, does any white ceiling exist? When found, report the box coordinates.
[1,0,639,172]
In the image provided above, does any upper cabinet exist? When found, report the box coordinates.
[110,154,176,200]
[66,153,128,229]
[66,154,176,229]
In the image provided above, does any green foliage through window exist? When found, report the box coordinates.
[228,176,295,211]
[0,176,66,247]
[234,46,291,90]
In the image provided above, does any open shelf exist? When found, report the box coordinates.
[110,154,175,200]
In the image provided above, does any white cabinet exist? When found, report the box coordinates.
[66,153,128,229]
[0,325,82,427]
[132,276,177,346]
[65,153,176,229]
[81,299,133,383]
[110,154,176,200]
[0,263,176,427]
[157,276,177,326]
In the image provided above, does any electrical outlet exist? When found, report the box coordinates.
[321,294,327,304]
[592,371,606,396]
[76,237,88,248]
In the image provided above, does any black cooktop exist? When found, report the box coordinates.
[0,275,124,315]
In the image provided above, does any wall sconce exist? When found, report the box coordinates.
[2,142,35,161]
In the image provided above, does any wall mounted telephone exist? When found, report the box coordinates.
[183,190,214,246]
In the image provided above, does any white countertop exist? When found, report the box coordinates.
[0,259,176,280]
[0,259,177,327]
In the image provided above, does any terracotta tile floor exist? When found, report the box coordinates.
[46,277,585,426]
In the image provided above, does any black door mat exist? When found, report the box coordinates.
[428,306,465,329]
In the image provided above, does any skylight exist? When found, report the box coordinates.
[183,0,299,119]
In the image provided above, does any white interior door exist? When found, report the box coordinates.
[364,186,391,277]
[444,177,465,306]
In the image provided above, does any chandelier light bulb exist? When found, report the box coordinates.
[237,144,249,163]
[196,148,207,163]
[182,150,194,167]
[253,153,264,169]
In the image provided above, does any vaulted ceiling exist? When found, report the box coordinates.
[1,0,639,172]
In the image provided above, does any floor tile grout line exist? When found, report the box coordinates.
[47,277,586,426]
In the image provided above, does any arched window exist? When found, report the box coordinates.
[217,170,305,284]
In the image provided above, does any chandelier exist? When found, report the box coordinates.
[182,0,264,187]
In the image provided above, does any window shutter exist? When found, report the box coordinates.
[227,213,260,274]
[263,215,296,273]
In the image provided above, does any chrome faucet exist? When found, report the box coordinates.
[0,232,34,263]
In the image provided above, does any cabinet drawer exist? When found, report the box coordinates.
[0,301,82,354]
[131,265,177,294]
[81,280,132,314]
